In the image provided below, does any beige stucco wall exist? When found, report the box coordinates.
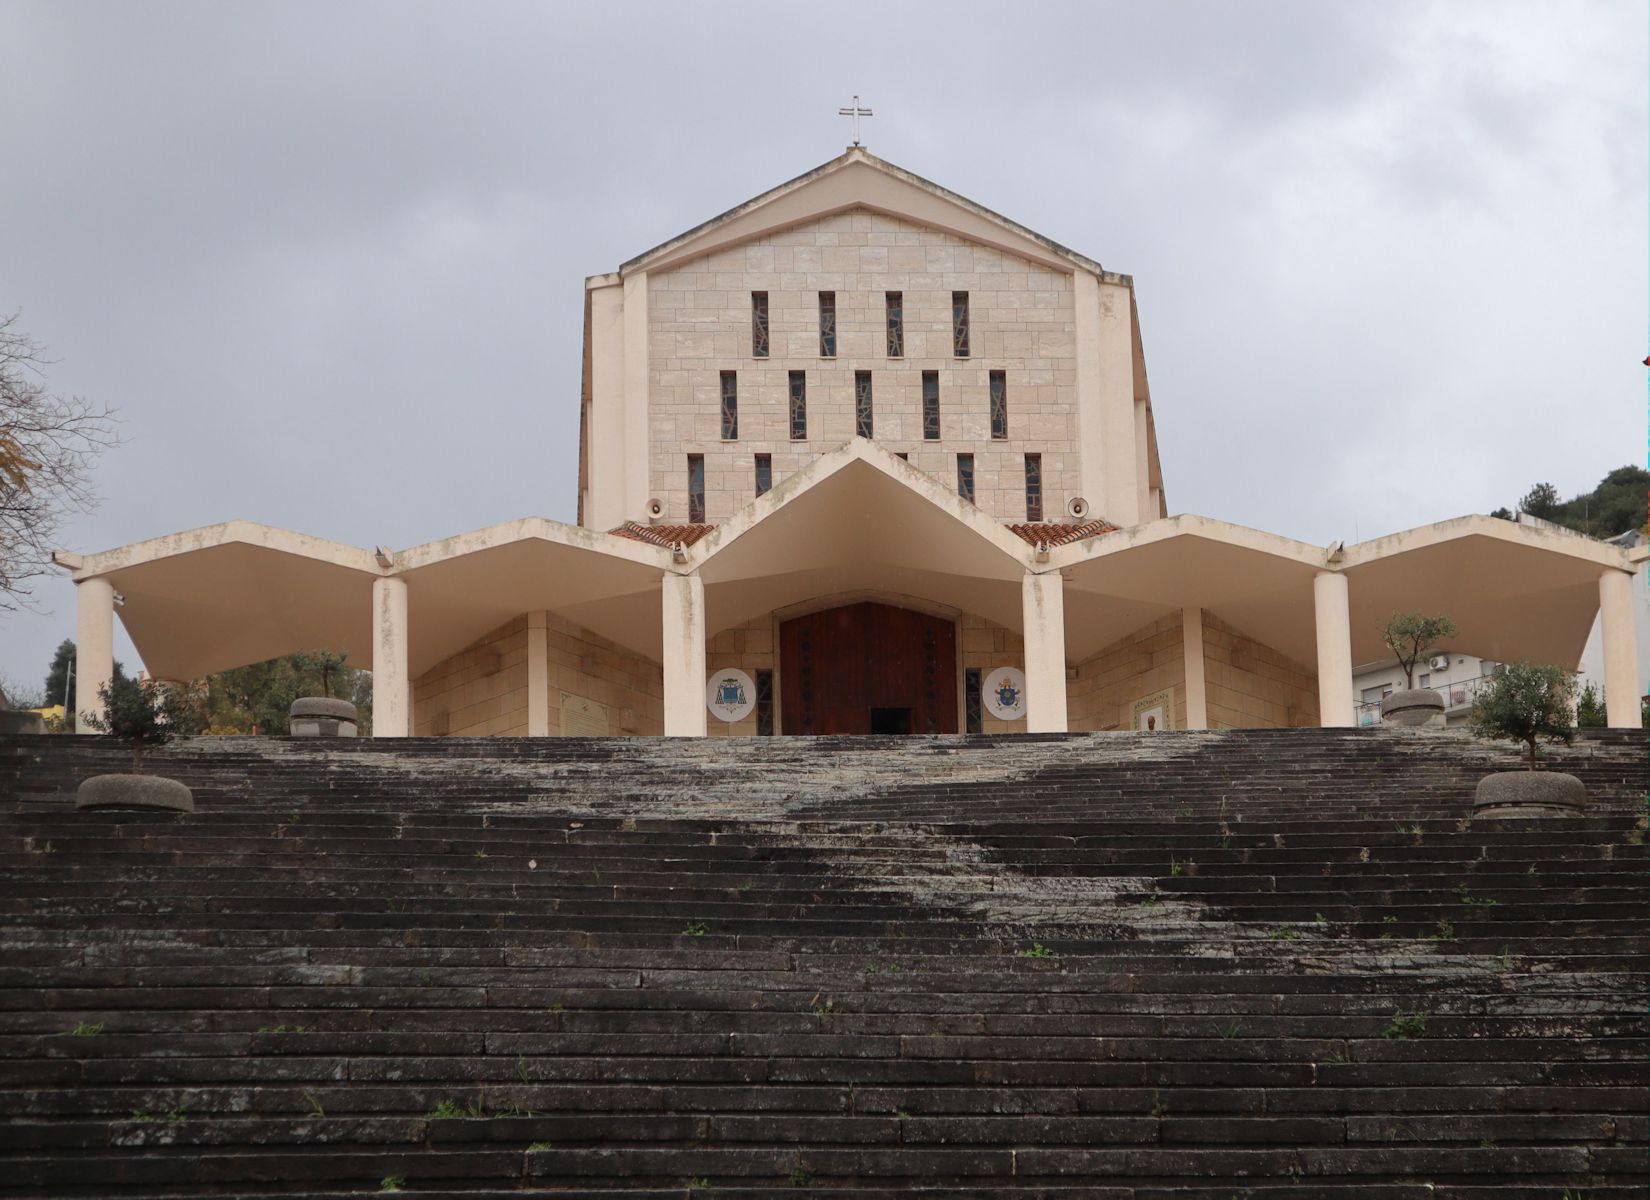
[413,616,532,736]
[1067,613,1188,732]
[1202,612,1319,729]
[414,612,665,737]
[647,211,1078,524]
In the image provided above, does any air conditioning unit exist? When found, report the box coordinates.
[1428,654,1450,672]
[645,498,665,519]
[1066,496,1090,519]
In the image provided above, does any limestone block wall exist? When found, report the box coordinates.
[1067,614,1188,732]
[543,612,664,736]
[413,617,531,737]
[1202,613,1319,729]
[648,211,1078,524]
[959,612,1026,733]
[705,615,777,737]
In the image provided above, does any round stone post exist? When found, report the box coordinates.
[1313,571,1355,728]
[74,576,115,734]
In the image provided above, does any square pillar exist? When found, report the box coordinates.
[73,576,115,734]
[1181,606,1209,730]
[1022,572,1069,733]
[1313,571,1355,727]
[372,577,409,737]
[527,611,550,737]
[1599,568,1640,728]
[663,573,706,737]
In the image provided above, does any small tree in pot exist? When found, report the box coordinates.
[1378,612,1458,727]
[1467,661,1584,817]
[79,675,206,812]
[288,649,359,737]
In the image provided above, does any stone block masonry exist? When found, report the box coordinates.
[649,211,1078,524]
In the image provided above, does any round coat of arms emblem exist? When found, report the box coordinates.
[982,666,1027,721]
[704,668,756,723]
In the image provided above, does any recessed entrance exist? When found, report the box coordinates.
[779,601,958,735]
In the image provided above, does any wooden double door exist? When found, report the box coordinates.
[779,602,958,735]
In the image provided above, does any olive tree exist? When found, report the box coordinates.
[1468,662,1576,770]
[1380,612,1459,689]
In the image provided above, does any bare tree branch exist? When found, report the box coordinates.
[0,311,121,612]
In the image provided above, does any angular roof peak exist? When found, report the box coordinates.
[618,147,1118,279]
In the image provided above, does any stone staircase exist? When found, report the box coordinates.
[0,728,1644,1197]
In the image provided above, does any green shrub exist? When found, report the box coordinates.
[1468,662,1576,769]
[83,676,205,772]
[1575,682,1606,728]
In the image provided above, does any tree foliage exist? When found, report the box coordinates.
[1496,466,1649,538]
[1380,612,1459,689]
[202,651,372,735]
[44,638,76,711]
[83,675,207,772]
[1468,662,1576,770]
[1575,682,1606,729]
[0,314,120,611]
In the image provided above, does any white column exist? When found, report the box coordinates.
[1182,606,1209,730]
[527,611,550,737]
[1599,569,1640,728]
[73,576,115,734]
[372,577,409,738]
[1022,572,1069,733]
[1313,571,1354,728]
[662,573,706,737]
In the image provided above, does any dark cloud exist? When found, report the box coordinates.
[0,0,1642,678]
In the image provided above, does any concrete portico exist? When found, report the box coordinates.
[51,148,1645,739]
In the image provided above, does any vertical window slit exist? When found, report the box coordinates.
[788,371,807,440]
[965,668,983,734]
[754,453,772,498]
[1024,453,1043,522]
[952,291,970,358]
[818,292,836,358]
[720,371,738,440]
[751,292,769,358]
[687,454,705,523]
[989,370,1007,440]
[921,371,940,441]
[957,453,975,503]
[855,370,873,438]
[885,291,903,357]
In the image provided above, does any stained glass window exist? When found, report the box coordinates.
[965,667,983,734]
[756,669,774,736]
[751,292,769,358]
[989,370,1007,439]
[789,371,806,440]
[687,454,705,523]
[819,292,836,358]
[855,370,873,438]
[885,291,903,357]
[952,291,970,358]
[720,371,737,440]
[921,371,940,440]
[754,453,772,497]
[957,453,975,502]
[1024,453,1043,522]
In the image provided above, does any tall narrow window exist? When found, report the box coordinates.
[751,292,769,358]
[788,371,807,440]
[957,453,975,502]
[1024,453,1043,522]
[855,370,873,438]
[818,292,836,358]
[687,454,705,523]
[755,669,775,736]
[921,370,940,440]
[965,667,984,734]
[952,291,970,357]
[989,370,1008,439]
[885,291,903,357]
[719,371,738,440]
[754,453,772,497]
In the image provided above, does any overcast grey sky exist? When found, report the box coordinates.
[1,0,1644,686]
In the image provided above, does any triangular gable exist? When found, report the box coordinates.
[621,148,1109,278]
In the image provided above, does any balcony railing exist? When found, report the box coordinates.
[1355,676,1491,727]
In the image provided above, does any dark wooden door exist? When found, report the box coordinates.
[779,602,957,735]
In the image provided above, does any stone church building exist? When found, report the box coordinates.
[58,149,1643,736]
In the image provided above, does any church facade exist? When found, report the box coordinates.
[58,149,1644,736]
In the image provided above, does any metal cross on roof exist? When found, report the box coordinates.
[837,95,873,146]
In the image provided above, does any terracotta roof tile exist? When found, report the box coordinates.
[611,521,716,550]
[1006,520,1118,548]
